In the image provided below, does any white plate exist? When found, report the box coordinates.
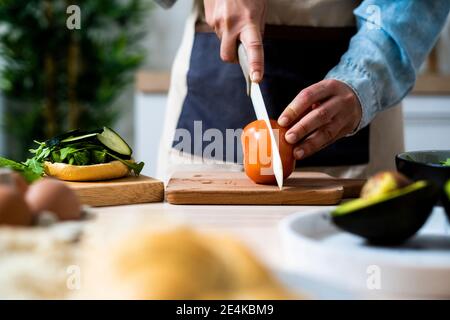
[275,270,357,299]
[279,207,450,299]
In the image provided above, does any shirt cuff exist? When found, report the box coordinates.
[325,59,378,135]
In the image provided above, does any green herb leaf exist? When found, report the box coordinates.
[51,150,61,163]
[440,158,450,167]
[23,157,45,176]
[107,152,144,176]
[92,149,107,163]
[72,150,91,165]
[0,156,42,183]
[59,147,77,161]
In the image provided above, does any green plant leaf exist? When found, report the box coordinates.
[92,149,107,163]
[71,149,91,165]
[440,158,450,167]
[60,146,79,161]
[23,157,45,176]
[107,152,144,176]
[51,150,61,163]
[0,156,42,183]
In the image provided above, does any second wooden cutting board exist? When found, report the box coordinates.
[166,171,365,205]
[66,175,164,207]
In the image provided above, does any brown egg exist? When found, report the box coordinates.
[0,185,32,226]
[25,178,81,221]
[10,172,29,195]
[0,169,29,196]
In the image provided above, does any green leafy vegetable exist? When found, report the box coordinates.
[440,158,450,167]
[92,150,107,163]
[107,152,145,176]
[0,127,145,180]
[60,146,79,161]
[23,157,45,176]
[0,157,41,183]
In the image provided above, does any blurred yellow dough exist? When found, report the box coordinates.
[79,227,296,299]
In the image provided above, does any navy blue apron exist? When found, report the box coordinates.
[173,27,370,167]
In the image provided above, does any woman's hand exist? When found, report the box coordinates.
[204,0,267,82]
[277,79,362,160]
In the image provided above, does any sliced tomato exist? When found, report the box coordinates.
[241,119,295,185]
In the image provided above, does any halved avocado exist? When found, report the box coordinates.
[443,180,450,222]
[331,181,439,245]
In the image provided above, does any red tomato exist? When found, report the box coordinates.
[241,119,295,185]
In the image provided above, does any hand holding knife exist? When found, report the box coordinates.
[238,44,284,190]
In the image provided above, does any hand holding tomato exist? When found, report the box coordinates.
[278,79,362,160]
[241,120,295,185]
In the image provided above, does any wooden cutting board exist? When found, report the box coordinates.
[166,171,365,205]
[65,175,164,207]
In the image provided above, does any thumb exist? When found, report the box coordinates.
[240,24,264,83]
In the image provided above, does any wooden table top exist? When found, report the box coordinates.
[91,202,329,269]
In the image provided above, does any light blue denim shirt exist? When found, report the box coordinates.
[157,0,450,130]
[325,0,450,131]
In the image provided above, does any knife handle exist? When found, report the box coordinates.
[238,44,251,96]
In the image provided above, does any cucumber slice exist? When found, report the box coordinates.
[46,129,102,147]
[96,127,132,156]
[45,129,82,147]
[61,133,98,144]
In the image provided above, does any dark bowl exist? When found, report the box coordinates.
[443,180,450,222]
[396,150,450,188]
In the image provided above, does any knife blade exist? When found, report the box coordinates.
[238,44,284,189]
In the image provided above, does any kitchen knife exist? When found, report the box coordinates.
[238,44,284,190]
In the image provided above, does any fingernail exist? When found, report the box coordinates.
[278,116,289,127]
[251,71,261,82]
[295,149,305,159]
[286,132,297,144]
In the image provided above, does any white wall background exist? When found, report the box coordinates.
[142,0,193,70]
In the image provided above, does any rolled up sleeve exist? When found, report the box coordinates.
[325,0,450,131]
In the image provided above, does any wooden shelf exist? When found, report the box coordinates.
[135,70,450,95]
[412,74,450,95]
[135,71,171,94]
